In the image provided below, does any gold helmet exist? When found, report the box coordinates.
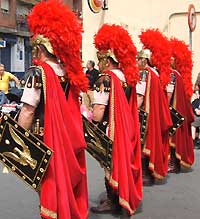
[31,34,54,58]
[138,49,151,59]
[97,49,118,63]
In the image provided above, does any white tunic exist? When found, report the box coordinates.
[21,61,65,107]
[92,69,125,106]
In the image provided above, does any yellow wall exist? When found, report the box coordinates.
[82,0,200,84]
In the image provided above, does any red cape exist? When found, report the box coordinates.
[39,62,88,219]
[143,67,172,179]
[170,69,194,167]
[106,70,142,215]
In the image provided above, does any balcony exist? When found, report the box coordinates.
[18,0,40,5]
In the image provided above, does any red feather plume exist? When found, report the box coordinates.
[94,24,139,85]
[28,0,88,92]
[139,29,171,88]
[170,38,193,98]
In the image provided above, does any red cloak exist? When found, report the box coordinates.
[170,69,194,168]
[39,62,88,219]
[143,66,172,179]
[106,70,142,215]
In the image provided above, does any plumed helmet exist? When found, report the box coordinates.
[28,0,88,92]
[170,38,193,98]
[139,28,171,88]
[94,24,139,85]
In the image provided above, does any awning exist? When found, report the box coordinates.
[3,37,17,44]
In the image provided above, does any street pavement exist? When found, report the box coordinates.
[88,149,200,219]
[0,150,199,219]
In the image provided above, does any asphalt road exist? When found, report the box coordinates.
[0,150,199,219]
[88,149,200,219]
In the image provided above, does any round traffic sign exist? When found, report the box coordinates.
[88,0,103,13]
[188,4,196,32]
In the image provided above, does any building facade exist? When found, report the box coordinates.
[0,0,81,78]
[1,0,198,84]
[0,0,40,78]
[82,0,200,84]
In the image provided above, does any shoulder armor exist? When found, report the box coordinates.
[20,66,43,89]
[93,73,111,92]
[139,70,148,82]
[170,72,176,85]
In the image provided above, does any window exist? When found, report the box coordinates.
[1,0,10,13]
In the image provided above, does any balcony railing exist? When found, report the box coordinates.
[18,0,40,5]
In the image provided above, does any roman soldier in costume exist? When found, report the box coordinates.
[90,24,142,215]
[17,1,88,218]
[137,29,172,185]
[167,38,194,173]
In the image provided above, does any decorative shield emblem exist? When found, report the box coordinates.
[0,113,53,191]
[169,106,185,136]
[82,115,112,170]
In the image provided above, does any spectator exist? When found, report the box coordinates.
[194,72,200,97]
[82,60,99,116]
[86,60,99,88]
[0,90,8,105]
[0,64,20,94]
[192,82,200,149]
